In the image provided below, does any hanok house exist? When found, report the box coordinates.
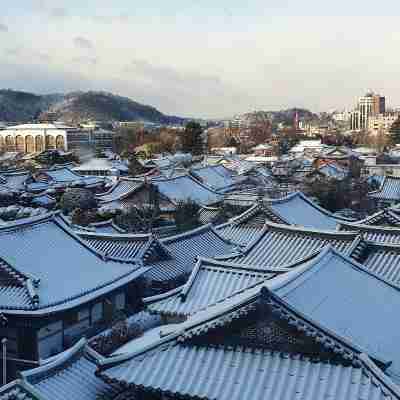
[144,257,282,323]
[338,220,400,244]
[0,338,118,400]
[97,246,400,400]
[369,176,400,207]
[0,213,148,377]
[189,164,250,193]
[217,220,360,270]
[76,223,238,294]
[314,146,364,171]
[98,175,223,217]
[30,166,106,193]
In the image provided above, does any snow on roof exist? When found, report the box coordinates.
[99,251,400,400]
[369,176,400,202]
[267,246,400,381]
[5,123,72,130]
[0,213,147,314]
[96,178,144,203]
[266,191,350,230]
[145,224,237,283]
[219,221,359,269]
[145,257,277,317]
[190,164,239,192]
[74,158,128,172]
[152,174,223,206]
[77,231,171,264]
[0,170,31,191]
[315,163,348,180]
[20,338,117,400]
[339,221,400,244]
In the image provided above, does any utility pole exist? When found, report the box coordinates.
[2,338,7,386]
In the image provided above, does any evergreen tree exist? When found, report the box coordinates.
[389,117,400,144]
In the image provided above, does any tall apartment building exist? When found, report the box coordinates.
[350,91,385,130]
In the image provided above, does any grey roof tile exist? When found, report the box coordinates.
[145,258,276,317]
[22,339,118,400]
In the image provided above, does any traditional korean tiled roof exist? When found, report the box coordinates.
[369,176,400,202]
[35,166,105,188]
[313,162,348,180]
[351,209,400,227]
[215,203,278,246]
[78,231,171,264]
[0,213,147,314]
[96,178,144,203]
[31,194,56,208]
[151,174,223,206]
[98,253,400,400]
[219,222,359,269]
[265,246,400,382]
[0,171,31,192]
[339,222,400,244]
[0,379,42,400]
[145,257,278,317]
[223,191,260,207]
[145,224,237,283]
[190,165,244,193]
[198,206,221,224]
[266,191,352,230]
[349,240,400,288]
[87,219,127,234]
[100,344,399,400]
[20,339,118,400]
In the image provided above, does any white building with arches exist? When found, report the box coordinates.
[0,123,72,153]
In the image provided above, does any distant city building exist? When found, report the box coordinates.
[67,128,114,151]
[0,123,70,153]
[368,112,399,133]
[350,91,385,130]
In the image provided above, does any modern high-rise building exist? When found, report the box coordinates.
[350,91,385,130]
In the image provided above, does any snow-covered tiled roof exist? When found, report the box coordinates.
[267,246,400,382]
[339,222,400,244]
[99,250,400,399]
[0,171,31,191]
[369,176,400,202]
[36,167,105,188]
[145,224,237,283]
[145,257,277,317]
[315,162,348,180]
[266,191,351,230]
[21,339,117,400]
[190,165,241,192]
[78,231,171,264]
[219,222,359,269]
[0,379,41,400]
[198,206,221,224]
[151,174,223,206]
[351,209,400,227]
[350,241,400,288]
[96,178,144,203]
[0,213,147,314]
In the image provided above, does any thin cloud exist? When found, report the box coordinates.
[73,36,94,50]
[0,23,8,32]
[72,56,98,66]
[50,8,68,18]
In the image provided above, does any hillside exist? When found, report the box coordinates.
[0,90,185,125]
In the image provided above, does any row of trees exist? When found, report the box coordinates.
[113,122,205,158]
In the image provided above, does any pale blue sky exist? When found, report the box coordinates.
[1,1,400,117]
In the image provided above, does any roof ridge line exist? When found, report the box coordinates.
[21,338,87,383]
